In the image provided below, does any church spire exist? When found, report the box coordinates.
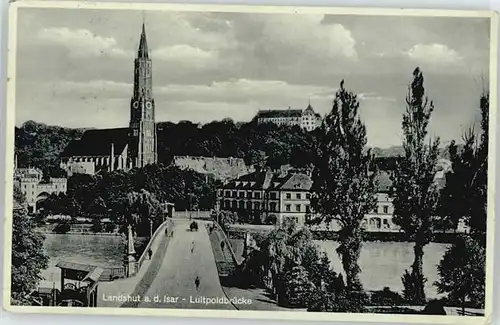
[138,22,149,59]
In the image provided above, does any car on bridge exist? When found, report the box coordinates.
[189,221,198,232]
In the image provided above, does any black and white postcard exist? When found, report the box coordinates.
[2,1,498,324]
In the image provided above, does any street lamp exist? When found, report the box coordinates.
[150,219,153,238]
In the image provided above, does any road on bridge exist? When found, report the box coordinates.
[136,220,236,310]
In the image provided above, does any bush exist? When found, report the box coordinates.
[53,221,71,234]
[265,214,277,225]
[283,266,315,307]
[434,235,486,311]
[104,223,116,233]
[90,219,103,233]
[370,287,406,306]
[401,268,427,304]
[307,289,367,313]
[421,299,446,315]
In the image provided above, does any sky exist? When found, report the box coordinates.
[14,7,491,148]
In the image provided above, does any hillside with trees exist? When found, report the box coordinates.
[15,120,86,177]
[15,119,456,176]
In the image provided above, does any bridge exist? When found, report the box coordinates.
[95,215,240,310]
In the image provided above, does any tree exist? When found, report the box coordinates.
[37,193,66,217]
[15,121,84,174]
[87,196,107,221]
[283,265,315,307]
[391,68,441,304]
[434,235,486,313]
[11,185,49,305]
[260,225,293,304]
[213,210,237,233]
[469,92,489,237]
[124,189,162,237]
[311,80,376,290]
[439,130,479,233]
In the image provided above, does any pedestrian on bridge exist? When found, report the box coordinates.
[220,241,225,251]
[195,276,200,291]
[148,248,153,260]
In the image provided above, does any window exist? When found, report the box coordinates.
[295,204,301,212]
[255,202,261,210]
[306,193,311,199]
[270,192,277,199]
[247,191,252,198]
[225,190,230,197]
[286,193,291,199]
[270,202,277,212]
[239,201,245,209]
[296,193,301,199]
[232,191,237,198]
[306,205,310,213]
[285,204,291,212]
[255,192,261,199]
[232,201,237,208]
[383,205,389,214]
[239,191,245,198]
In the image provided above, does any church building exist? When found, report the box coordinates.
[60,23,158,176]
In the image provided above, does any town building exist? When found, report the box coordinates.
[60,23,157,176]
[362,171,399,232]
[255,103,322,131]
[172,156,255,183]
[216,168,315,226]
[14,167,67,213]
[217,168,398,230]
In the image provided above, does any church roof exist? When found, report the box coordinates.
[60,128,129,158]
[138,23,149,59]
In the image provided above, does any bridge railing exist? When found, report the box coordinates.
[99,266,126,281]
[136,219,172,271]
[211,220,242,267]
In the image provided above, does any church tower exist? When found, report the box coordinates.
[128,23,158,168]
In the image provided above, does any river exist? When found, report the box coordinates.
[40,233,125,289]
[40,233,449,298]
[315,241,450,298]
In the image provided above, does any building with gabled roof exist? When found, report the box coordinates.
[216,169,315,226]
[255,102,322,131]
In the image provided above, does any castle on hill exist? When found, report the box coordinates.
[255,103,322,132]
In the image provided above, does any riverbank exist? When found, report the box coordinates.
[36,223,122,236]
[37,230,121,236]
[226,224,467,244]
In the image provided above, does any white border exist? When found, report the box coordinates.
[2,2,498,325]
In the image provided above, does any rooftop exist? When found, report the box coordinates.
[277,173,313,191]
[60,127,129,158]
[257,109,303,119]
